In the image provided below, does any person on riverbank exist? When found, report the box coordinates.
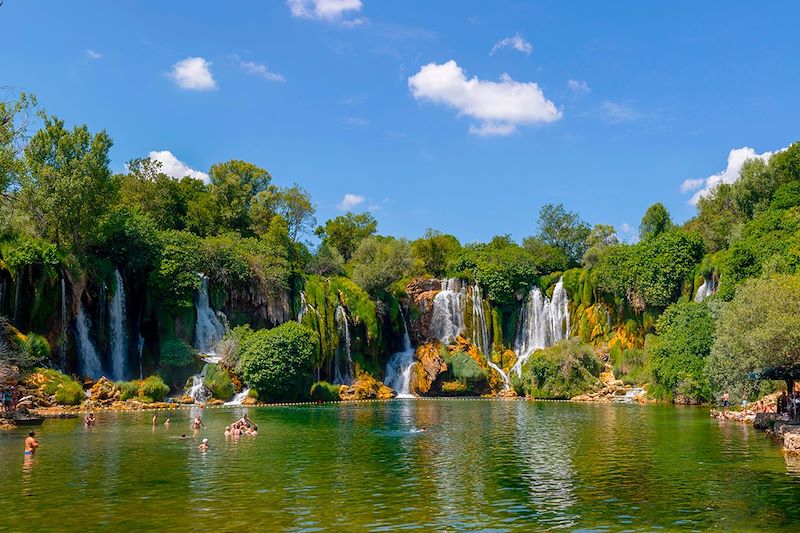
[24,431,39,456]
[11,386,19,411]
[84,413,96,427]
[191,416,205,430]
[722,391,730,410]
[2,388,11,412]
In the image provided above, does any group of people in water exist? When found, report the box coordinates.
[25,409,257,457]
[224,412,258,437]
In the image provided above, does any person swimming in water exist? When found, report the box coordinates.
[198,438,209,451]
[164,418,171,427]
[24,431,39,456]
[84,413,96,427]
[152,413,159,426]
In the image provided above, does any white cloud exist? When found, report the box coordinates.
[343,117,369,127]
[169,57,217,91]
[338,193,365,210]
[682,146,779,205]
[240,60,285,82]
[86,49,102,60]
[408,60,562,136]
[287,0,364,24]
[148,150,210,183]
[567,79,590,93]
[600,100,640,123]
[490,34,533,55]
[620,223,632,233]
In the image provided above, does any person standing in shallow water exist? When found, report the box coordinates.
[24,431,39,456]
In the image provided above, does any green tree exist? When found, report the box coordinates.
[316,212,377,261]
[582,224,619,267]
[209,160,271,235]
[306,241,345,277]
[350,236,413,295]
[20,116,116,250]
[452,237,538,305]
[536,203,590,266]
[411,229,461,277]
[0,92,38,196]
[91,207,160,275]
[521,236,570,273]
[639,202,672,241]
[707,274,800,400]
[649,301,714,402]
[240,322,318,401]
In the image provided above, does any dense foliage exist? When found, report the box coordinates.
[513,339,602,399]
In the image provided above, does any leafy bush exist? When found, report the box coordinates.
[513,339,602,399]
[116,380,140,401]
[449,352,486,382]
[139,375,170,402]
[203,363,234,401]
[159,338,195,368]
[350,236,413,295]
[310,381,341,401]
[240,322,317,402]
[55,379,84,405]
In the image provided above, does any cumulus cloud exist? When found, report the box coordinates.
[490,34,533,55]
[338,193,365,210]
[681,146,779,205]
[148,150,210,183]
[86,49,102,60]
[287,0,364,25]
[169,57,216,90]
[567,79,590,93]
[600,100,640,123]
[240,60,285,82]
[408,60,562,136]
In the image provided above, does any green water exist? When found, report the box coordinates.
[2,400,799,532]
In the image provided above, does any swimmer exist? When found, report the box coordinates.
[24,431,39,456]
[191,416,205,430]
[152,413,159,426]
[198,438,209,451]
[164,418,171,427]
[84,413,96,427]
[224,425,231,437]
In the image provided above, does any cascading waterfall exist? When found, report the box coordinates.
[137,334,145,380]
[98,282,106,342]
[59,277,68,371]
[109,269,128,381]
[225,387,251,405]
[471,284,510,389]
[76,299,103,379]
[512,277,570,376]
[0,277,6,315]
[194,275,227,354]
[12,269,20,323]
[694,277,717,302]
[384,310,416,398]
[334,304,354,385]
[187,364,212,403]
[430,278,465,343]
[297,291,319,323]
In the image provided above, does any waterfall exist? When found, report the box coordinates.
[109,269,128,381]
[76,299,103,379]
[512,277,570,376]
[0,277,6,314]
[137,334,145,380]
[186,364,212,404]
[471,284,490,355]
[59,277,68,371]
[194,275,227,354]
[384,310,416,398]
[297,291,319,323]
[225,387,251,406]
[430,278,465,343]
[12,269,20,324]
[695,277,716,302]
[98,282,106,342]
[334,304,354,385]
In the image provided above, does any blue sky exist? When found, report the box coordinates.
[3,0,800,244]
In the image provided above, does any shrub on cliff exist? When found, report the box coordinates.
[28,368,84,405]
[513,339,602,399]
[203,363,234,401]
[240,322,317,402]
[55,379,85,405]
[116,380,140,401]
[159,338,194,368]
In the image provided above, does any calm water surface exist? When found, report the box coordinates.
[2,400,799,532]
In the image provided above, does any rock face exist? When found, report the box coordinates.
[89,377,120,404]
[409,342,447,395]
[404,278,442,345]
[339,368,395,401]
